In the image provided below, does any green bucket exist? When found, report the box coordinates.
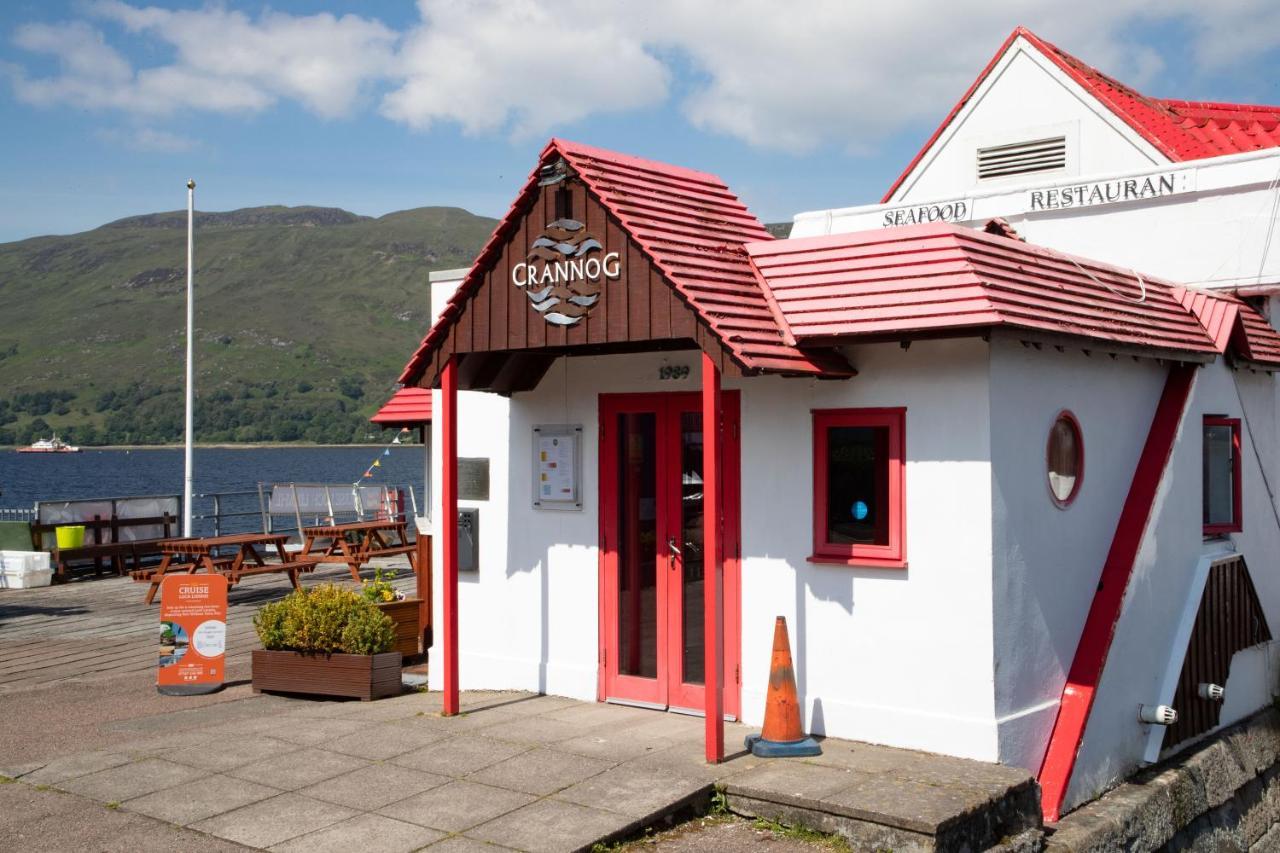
[55,525,85,549]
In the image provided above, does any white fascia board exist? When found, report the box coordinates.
[793,147,1280,237]
[429,267,471,283]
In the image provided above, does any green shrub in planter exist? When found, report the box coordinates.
[254,584,395,655]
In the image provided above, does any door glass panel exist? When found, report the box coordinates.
[679,411,705,686]
[617,412,658,678]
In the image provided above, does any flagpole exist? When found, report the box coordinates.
[183,179,195,537]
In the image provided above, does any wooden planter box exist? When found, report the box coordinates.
[251,649,402,701]
[376,598,421,661]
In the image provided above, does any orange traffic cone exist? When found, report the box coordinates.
[745,616,821,757]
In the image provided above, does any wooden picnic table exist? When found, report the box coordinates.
[136,532,319,604]
[300,520,417,582]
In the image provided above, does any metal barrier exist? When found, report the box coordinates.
[0,507,35,523]
[190,484,419,541]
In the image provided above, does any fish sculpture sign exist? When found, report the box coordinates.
[511,218,621,326]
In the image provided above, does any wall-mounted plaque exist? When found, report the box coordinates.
[458,458,490,501]
[532,425,583,510]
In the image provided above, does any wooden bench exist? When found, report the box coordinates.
[226,559,320,585]
[301,521,417,582]
[32,513,178,582]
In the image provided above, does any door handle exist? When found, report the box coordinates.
[667,537,681,559]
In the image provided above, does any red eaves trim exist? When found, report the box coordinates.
[1037,363,1197,822]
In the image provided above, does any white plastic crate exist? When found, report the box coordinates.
[1,550,53,588]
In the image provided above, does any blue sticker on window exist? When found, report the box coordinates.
[852,500,869,521]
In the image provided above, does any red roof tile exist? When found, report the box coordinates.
[399,139,848,385]
[884,27,1280,202]
[371,386,432,426]
[1174,286,1280,367]
[746,223,1220,357]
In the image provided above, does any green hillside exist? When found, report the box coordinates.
[0,206,496,445]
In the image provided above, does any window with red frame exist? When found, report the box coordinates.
[812,408,905,567]
[1203,416,1242,536]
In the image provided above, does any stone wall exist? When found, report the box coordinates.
[1048,707,1280,851]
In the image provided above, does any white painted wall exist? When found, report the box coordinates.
[425,339,1004,761]
[891,39,1162,203]
[738,339,997,759]
[794,150,1280,292]
[987,337,1167,773]
[1063,360,1280,811]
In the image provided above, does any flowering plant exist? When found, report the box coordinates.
[360,566,403,604]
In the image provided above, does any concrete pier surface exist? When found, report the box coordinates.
[0,567,1039,851]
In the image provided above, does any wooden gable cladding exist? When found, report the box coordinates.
[417,177,742,393]
[1163,555,1272,752]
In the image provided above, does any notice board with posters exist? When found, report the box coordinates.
[158,574,227,695]
[532,424,582,510]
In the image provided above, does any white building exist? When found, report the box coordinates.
[385,28,1280,822]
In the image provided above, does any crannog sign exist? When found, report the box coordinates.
[511,218,621,326]
[877,168,1193,227]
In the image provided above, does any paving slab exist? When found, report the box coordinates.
[469,715,587,746]
[191,792,357,848]
[466,796,635,853]
[554,762,712,819]
[326,721,450,760]
[378,779,536,833]
[258,716,365,746]
[58,757,208,802]
[0,780,250,853]
[465,747,614,796]
[20,750,133,785]
[268,812,444,853]
[299,762,451,811]
[164,734,300,772]
[392,734,531,777]
[228,746,370,790]
[425,834,520,852]
[121,773,282,825]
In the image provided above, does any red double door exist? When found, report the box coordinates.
[599,391,740,718]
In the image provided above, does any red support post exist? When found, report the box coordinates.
[702,352,724,763]
[441,357,460,716]
[1037,363,1196,820]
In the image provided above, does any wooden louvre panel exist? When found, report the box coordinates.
[977,135,1067,179]
[1163,556,1272,751]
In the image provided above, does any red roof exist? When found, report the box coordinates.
[1174,286,1280,367]
[370,386,432,426]
[884,27,1280,202]
[746,223,1221,357]
[399,139,847,385]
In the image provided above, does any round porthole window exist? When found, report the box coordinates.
[1047,411,1083,508]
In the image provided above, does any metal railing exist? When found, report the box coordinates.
[191,490,261,538]
[0,507,35,523]
[190,484,419,542]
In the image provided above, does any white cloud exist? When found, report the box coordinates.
[381,0,668,136]
[11,2,396,119]
[96,126,196,152]
[7,1,1280,154]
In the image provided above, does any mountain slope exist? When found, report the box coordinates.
[0,205,496,444]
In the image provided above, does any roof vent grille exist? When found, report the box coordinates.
[977,136,1067,180]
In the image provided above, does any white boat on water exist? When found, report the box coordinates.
[17,436,80,454]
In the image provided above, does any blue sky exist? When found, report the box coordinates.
[2,1,1278,244]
